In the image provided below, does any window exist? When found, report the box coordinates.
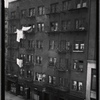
[36,56,42,64]
[27,55,33,63]
[74,41,85,51]
[72,81,83,91]
[11,11,15,18]
[37,73,41,81]
[33,24,35,29]
[62,20,71,30]
[73,60,84,72]
[59,58,68,70]
[91,69,96,91]
[27,70,31,78]
[28,40,34,48]
[66,42,70,50]
[29,8,35,17]
[62,21,67,31]
[59,78,64,86]
[76,0,87,8]
[11,26,16,33]
[20,86,24,92]
[49,40,55,49]
[62,1,69,11]
[51,3,58,13]
[75,19,86,30]
[20,39,24,48]
[78,82,83,91]
[19,54,25,59]
[49,76,52,84]
[67,20,71,30]
[82,0,87,7]
[50,22,58,31]
[38,6,45,15]
[53,77,56,84]
[21,10,26,17]
[36,40,43,49]
[34,72,46,82]
[20,69,24,76]
[59,78,67,87]
[37,23,44,32]
[48,76,56,85]
[72,81,77,90]
[20,69,23,75]
[76,0,81,8]
[59,40,70,51]
[42,74,46,82]
[49,57,57,66]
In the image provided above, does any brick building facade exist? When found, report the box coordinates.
[5,0,96,100]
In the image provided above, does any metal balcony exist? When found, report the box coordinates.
[26,47,35,52]
[55,64,68,72]
[24,62,34,66]
[57,49,67,54]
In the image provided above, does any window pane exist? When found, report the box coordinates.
[43,7,45,14]
[49,40,55,49]
[54,58,57,64]
[78,82,83,91]
[76,0,81,8]
[39,7,42,15]
[38,24,41,31]
[49,76,52,83]
[42,74,46,82]
[72,81,77,90]
[73,63,77,69]
[53,77,56,84]
[62,21,67,30]
[80,44,84,50]
[82,0,87,7]
[75,20,79,29]
[42,23,44,31]
[75,44,79,50]
[29,9,33,16]
[91,69,96,91]
[66,42,70,50]
[63,1,68,10]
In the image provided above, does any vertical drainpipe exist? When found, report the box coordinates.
[86,0,96,100]
[85,0,91,99]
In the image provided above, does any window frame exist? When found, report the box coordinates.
[50,22,58,31]
[49,40,55,50]
[36,40,43,49]
[21,9,26,17]
[38,6,45,15]
[37,23,44,32]
[29,8,35,17]
[50,3,58,13]
[62,1,69,11]
[72,80,83,92]
[49,57,57,66]
[73,41,85,51]
[36,56,42,64]
[91,69,96,91]
[73,60,84,72]
[27,70,32,78]
[11,11,16,19]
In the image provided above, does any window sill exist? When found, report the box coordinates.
[71,89,84,93]
[71,69,83,72]
[46,12,60,15]
[68,7,88,11]
[35,64,42,66]
[73,50,84,53]
[27,16,35,18]
[48,65,55,68]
